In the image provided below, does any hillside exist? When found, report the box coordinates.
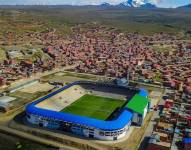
[0,6,190,38]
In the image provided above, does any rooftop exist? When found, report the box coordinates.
[125,94,149,115]
[0,96,16,107]
[183,138,191,144]
[0,96,16,104]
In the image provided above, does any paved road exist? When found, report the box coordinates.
[138,89,166,150]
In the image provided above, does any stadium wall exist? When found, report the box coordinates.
[26,112,131,140]
[131,104,148,126]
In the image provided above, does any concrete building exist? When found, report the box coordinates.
[183,138,191,150]
[116,78,128,87]
[0,96,16,112]
[125,94,150,126]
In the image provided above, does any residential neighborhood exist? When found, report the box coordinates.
[0,21,191,150]
[0,24,191,95]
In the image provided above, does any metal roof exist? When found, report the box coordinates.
[139,88,149,97]
[125,94,149,115]
[183,138,191,144]
[0,96,16,104]
[26,81,147,130]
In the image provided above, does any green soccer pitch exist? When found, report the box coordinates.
[61,94,125,120]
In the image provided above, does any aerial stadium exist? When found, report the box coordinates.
[25,81,150,141]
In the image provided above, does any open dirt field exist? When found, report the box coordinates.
[41,75,95,84]
[19,82,54,94]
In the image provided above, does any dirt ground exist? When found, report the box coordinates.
[40,71,100,84]
[36,85,85,111]
[6,112,153,150]
[19,82,54,94]
[0,132,56,150]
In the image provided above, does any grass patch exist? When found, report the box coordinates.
[0,48,6,62]
[0,7,191,38]
[41,71,98,83]
[0,133,54,150]
[153,71,163,82]
[61,94,124,120]
[151,44,175,52]
[64,72,97,80]
[9,91,47,102]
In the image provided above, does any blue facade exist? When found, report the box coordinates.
[183,138,191,144]
[139,88,149,97]
[26,81,148,131]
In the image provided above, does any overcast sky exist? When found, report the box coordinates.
[0,0,190,8]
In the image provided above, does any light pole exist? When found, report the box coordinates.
[126,54,131,86]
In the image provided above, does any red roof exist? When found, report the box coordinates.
[187,116,191,121]
[185,86,191,94]
[0,77,4,80]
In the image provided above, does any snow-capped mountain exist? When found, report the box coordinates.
[100,2,112,7]
[0,0,157,8]
[118,0,133,7]
[120,0,144,7]
[140,3,156,8]
[117,0,156,8]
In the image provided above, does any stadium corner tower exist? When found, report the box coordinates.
[25,81,149,141]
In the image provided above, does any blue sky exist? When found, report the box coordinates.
[158,0,191,8]
[0,0,190,8]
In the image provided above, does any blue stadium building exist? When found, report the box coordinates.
[25,81,149,140]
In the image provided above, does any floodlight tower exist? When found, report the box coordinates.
[126,54,131,85]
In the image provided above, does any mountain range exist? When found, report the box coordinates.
[0,0,157,8]
[101,0,156,8]
[178,4,191,9]
[0,0,190,9]
[102,1,191,9]
[116,0,156,8]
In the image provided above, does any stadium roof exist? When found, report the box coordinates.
[183,138,191,144]
[26,81,148,130]
[125,94,149,115]
[139,88,149,97]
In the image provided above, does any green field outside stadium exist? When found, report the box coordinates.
[61,94,125,120]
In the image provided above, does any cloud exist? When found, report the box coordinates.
[151,0,162,4]
[0,0,120,5]
[0,0,180,6]
[134,0,164,4]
